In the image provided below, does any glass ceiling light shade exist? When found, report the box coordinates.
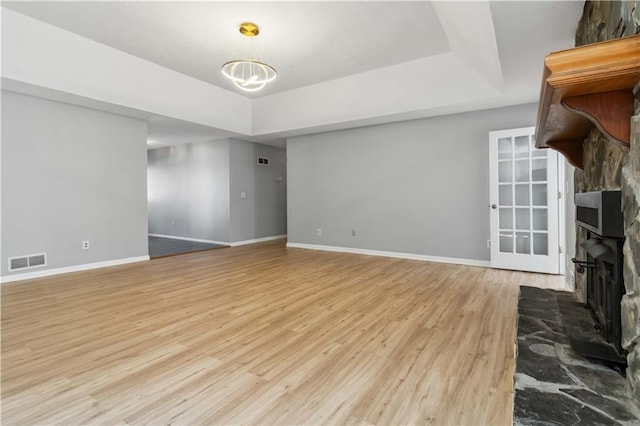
[221,22,277,92]
[221,59,277,92]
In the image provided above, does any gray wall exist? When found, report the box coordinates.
[287,103,539,262]
[1,90,148,276]
[148,140,230,242]
[229,139,287,243]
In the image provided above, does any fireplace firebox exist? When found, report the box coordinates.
[572,190,626,364]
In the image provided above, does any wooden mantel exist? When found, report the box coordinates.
[536,35,640,169]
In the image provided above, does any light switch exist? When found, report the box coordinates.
[240,192,246,198]
[276,177,282,182]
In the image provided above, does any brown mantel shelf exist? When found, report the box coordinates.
[536,35,640,169]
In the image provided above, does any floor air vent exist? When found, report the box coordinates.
[8,253,47,271]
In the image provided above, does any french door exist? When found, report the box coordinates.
[489,127,560,274]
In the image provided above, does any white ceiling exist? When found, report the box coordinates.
[1,1,584,149]
[3,1,450,98]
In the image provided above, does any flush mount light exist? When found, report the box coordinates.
[221,22,277,92]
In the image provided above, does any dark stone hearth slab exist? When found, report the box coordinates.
[518,286,557,301]
[518,288,564,324]
[518,306,562,323]
[528,329,570,345]
[516,339,574,385]
[541,318,565,334]
[561,388,640,422]
[514,388,616,426]
[518,313,564,337]
[518,289,562,329]
[556,292,626,365]
[514,286,640,425]
[517,316,569,345]
[518,316,548,336]
[564,364,631,401]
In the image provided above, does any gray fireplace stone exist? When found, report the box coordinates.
[623,242,639,295]
[622,295,640,350]
[629,347,640,403]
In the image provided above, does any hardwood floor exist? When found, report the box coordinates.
[1,240,564,425]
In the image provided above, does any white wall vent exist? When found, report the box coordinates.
[8,253,47,271]
[257,157,270,166]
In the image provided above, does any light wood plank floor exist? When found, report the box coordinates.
[1,240,564,425]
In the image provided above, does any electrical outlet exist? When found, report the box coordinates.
[316,228,322,236]
[352,230,357,237]
[82,241,90,250]
[241,192,247,199]
[487,239,491,248]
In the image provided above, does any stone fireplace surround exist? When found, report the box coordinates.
[572,0,640,404]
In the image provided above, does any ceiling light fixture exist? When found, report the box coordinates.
[221,22,277,92]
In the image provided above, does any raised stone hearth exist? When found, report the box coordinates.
[514,287,640,425]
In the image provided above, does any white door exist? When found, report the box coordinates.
[489,127,560,274]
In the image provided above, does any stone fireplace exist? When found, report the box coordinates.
[573,0,640,404]
[513,3,640,421]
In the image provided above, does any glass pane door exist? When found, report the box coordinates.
[489,127,560,274]
[497,134,549,256]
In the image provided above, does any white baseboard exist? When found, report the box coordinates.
[286,242,491,268]
[229,235,288,247]
[148,233,229,246]
[0,256,150,284]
